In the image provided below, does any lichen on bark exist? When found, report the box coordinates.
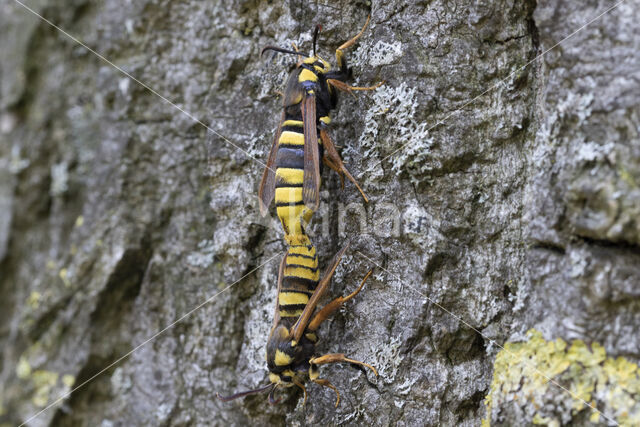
[0,0,638,426]
[484,329,640,426]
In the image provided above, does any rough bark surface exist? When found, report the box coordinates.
[0,0,638,426]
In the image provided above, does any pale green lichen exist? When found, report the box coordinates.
[357,83,432,184]
[8,144,30,174]
[186,239,217,269]
[50,162,69,197]
[484,329,640,427]
[369,335,402,384]
[352,39,404,68]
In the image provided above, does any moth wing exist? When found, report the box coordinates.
[291,243,350,343]
[283,68,304,107]
[302,92,320,210]
[271,252,287,328]
[258,111,285,216]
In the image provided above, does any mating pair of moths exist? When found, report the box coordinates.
[218,17,383,406]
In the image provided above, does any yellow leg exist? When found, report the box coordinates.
[309,353,378,376]
[313,378,341,407]
[336,15,371,68]
[327,78,385,96]
[319,129,369,203]
[293,377,308,405]
[308,270,372,331]
[291,42,302,66]
[323,155,345,189]
[338,15,371,51]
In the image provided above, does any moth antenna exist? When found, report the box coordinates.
[261,46,302,57]
[313,25,322,56]
[216,383,274,402]
[268,386,283,405]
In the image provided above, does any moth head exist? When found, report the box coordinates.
[261,23,328,72]
[215,324,305,405]
[265,325,311,386]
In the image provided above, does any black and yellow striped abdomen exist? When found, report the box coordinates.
[274,118,325,246]
[278,244,319,318]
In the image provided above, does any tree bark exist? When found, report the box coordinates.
[0,0,638,425]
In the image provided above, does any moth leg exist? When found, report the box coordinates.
[336,15,371,69]
[327,78,384,96]
[291,244,349,343]
[291,42,303,67]
[292,377,308,406]
[319,129,368,203]
[313,378,341,407]
[309,353,378,376]
[307,270,372,332]
[322,155,345,189]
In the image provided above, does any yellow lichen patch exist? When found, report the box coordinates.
[27,291,41,309]
[16,356,32,379]
[31,370,59,407]
[75,215,84,227]
[62,374,75,388]
[59,268,71,287]
[619,166,637,188]
[17,346,76,408]
[532,414,557,426]
[484,329,640,427]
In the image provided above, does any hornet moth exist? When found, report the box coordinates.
[217,16,382,407]
[218,243,375,406]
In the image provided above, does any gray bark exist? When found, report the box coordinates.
[0,0,638,426]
